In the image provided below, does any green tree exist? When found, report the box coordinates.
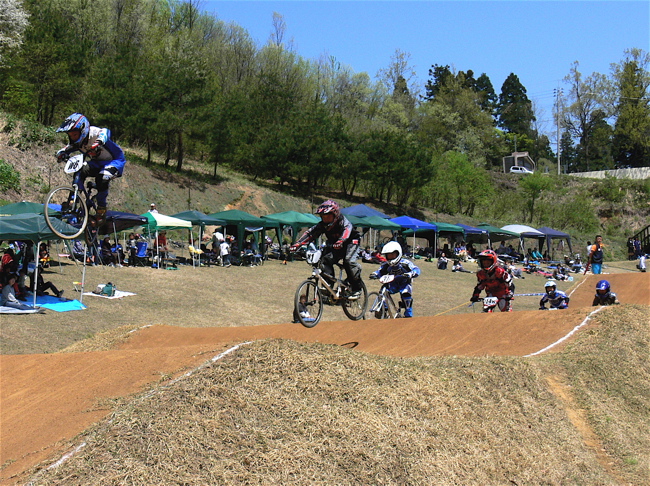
[611,48,650,167]
[518,172,553,223]
[0,0,29,67]
[497,73,535,135]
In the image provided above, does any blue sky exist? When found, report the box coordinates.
[202,1,649,137]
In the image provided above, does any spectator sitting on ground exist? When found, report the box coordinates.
[454,241,468,261]
[29,264,64,298]
[361,247,374,263]
[531,247,544,260]
[437,252,448,270]
[0,246,18,286]
[507,245,523,260]
[39,243,51,268]
[100,237,118,266]
[370,250,387,264]
[452,259,472,273]
[507,263,524,279]
[1,274,45,312]
[465,242,475,259]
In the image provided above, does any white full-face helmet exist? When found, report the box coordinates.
[381,241,402,266]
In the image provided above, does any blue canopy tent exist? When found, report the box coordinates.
[390,216,437,254]
[456,224,489,245]
[340,204,390,219]
[402,222,465,255]
[537,226,573,259]
[101,210,148,234]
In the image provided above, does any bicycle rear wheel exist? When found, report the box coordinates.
[44,186,88,240]
[366,291,387,319]
[342,280,368,321]
[294,280,323,328]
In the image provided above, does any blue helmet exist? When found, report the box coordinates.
[57,113,89,146]
[595,279,610,295]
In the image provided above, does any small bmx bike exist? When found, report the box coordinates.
[44,154,99,241]
[293,247,368,328]
[366,275,405,319]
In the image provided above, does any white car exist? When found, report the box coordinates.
[509,166,534,175]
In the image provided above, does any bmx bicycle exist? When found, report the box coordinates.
[366,274,407,319]
[469,296,512,313]
[293,247,368,328]
[44,153,99,241]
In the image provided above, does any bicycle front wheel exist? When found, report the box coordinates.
[342,280,368,321]
[366,291,387,319]
[44,186,88,240]
[294,280,323,328]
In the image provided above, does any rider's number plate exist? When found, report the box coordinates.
[483,297,498,306]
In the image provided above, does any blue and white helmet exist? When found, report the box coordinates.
[595,279,610,295]
[545,280,557,295]
[56,113,89,146]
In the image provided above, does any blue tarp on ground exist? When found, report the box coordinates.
[36,294,86,312]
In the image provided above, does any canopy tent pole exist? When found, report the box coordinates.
[112,221,122,266]
[32,240,40,308]
[79,244,87,304]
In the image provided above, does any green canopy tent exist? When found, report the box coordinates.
[476,223,520,248]
[262,211,319,244]
[0,201,58,217]
[403,222,466,256]
[208,209,281,258]
[140,212,192,267]
[0,213,81,307]
[171,211,225,249]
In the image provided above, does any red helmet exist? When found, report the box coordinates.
[477,249,498,272]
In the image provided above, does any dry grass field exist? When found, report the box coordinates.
[1,256,648,485]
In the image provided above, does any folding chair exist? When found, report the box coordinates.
[134,241,150,267]
[188,245,205,266]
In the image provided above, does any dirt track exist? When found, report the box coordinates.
[1,273,648,485]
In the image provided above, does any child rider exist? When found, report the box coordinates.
[369,241,420,317]
[539,280,569,310]
[592,280,620,306]
[56,113,126,224]
[470,249,515,312]
[290,200,363,298]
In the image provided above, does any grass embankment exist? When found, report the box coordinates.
[28,305,648,485]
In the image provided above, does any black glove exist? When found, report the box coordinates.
[369,273,378,280]
[470,295,479,303]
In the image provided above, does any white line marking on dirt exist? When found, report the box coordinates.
[525,307,605,357]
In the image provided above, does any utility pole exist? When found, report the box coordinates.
[554,88,563,175]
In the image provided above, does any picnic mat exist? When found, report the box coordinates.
[35,294,86,312]
[0,306,42,314]
[82,289,136,299]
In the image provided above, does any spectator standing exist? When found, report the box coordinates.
[220,238,232,267]
[587,235,605,275]
[149,203,158,213]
